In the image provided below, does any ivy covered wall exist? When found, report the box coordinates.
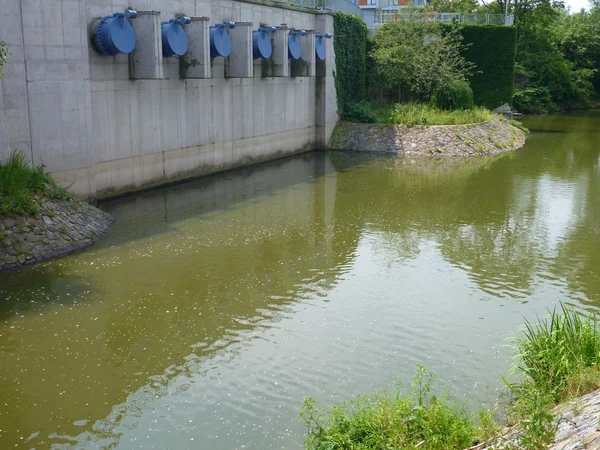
[333,12,368,113]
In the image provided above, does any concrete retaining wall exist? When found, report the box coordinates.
[0,0,338,200]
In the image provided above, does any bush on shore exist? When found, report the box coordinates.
[302,304,600,450]
[0,150,71,216]
[302,367,478,450]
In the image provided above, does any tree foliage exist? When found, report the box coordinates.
[425,0,600,111]
[370,21,475,103]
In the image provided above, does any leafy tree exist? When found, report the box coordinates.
[370,21,475,102]
[505,0,596,110]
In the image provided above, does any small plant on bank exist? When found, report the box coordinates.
[0,150,71,216]
[431,80,475,111]
[509,119,529,133]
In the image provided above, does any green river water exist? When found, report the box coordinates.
[1,112,600,449]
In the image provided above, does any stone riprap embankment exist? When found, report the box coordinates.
[328,117,526,156]
[0,199,113,270]
[470,389,600,449]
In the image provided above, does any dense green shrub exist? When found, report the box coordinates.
[437,24,517,109]
[431,80,475,110]
[333,13,368,114]
[342,101,376,123]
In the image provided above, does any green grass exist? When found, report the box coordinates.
[302,304,600,450]
[509,303,600,404]
[302,367,478,450]
[509,119,529,133]
[0,150,71,216]
[370,103,493,127]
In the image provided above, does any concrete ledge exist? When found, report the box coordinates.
[84,127,316,200]
[328,117,527,157]
[0,199,113,271]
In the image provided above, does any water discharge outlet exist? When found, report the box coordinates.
[161,17,191,57]
[252,26,276,60]
[210,22,236,58]
[288,29,306,60]
[315,33,333,61]
[92,10,138,56]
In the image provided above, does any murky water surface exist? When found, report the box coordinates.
[2,112,600,449]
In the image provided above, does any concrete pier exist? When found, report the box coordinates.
[225,23,253,78]
[181,17,211,79]
[129,12,164,80]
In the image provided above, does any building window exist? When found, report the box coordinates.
[391,0,399,5]
[367,0,377,5]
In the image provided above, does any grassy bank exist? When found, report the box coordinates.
[301,304,600,450]
[0,150,70,216]
[343,101,493,127]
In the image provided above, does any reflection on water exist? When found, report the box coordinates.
[1,112,600,449]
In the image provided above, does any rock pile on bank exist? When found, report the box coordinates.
[471,388,600,449]
[328,117,526,157]
[0,198,113,270]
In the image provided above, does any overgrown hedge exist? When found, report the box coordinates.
[333,12,368,114]
[439,24,517,109]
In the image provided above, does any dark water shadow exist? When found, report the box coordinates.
[0,264,105,320]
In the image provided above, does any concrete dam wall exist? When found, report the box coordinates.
[0,0,338,200]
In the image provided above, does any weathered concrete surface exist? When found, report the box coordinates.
[0,0,338,201]
[328,117,526,156]
[0,199,113,270]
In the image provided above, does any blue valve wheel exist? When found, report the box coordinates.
[315,36,326,61]
[253,31,273,59]
[210,27,232,58]
[161,21,189,57]
[95,15,136,56]
[288,34,301,60]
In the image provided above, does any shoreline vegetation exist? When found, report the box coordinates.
[344,101,498,128]
[0,150,113,270]
[301,304,600,450]
[0,150,71,216]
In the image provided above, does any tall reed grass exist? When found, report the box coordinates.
[511,303,600,403]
